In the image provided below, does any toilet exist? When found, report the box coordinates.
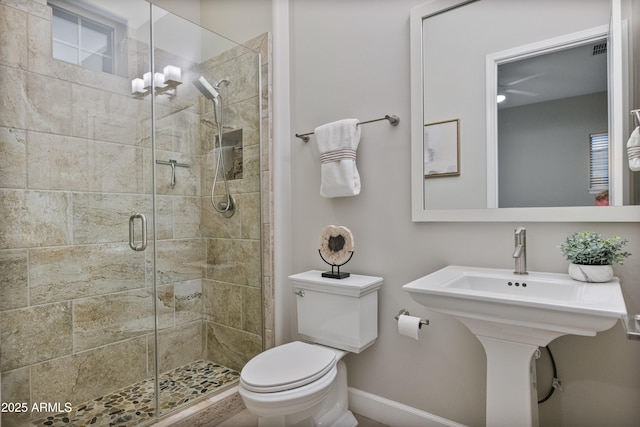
[239,270,383,427]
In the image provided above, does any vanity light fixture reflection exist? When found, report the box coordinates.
[131,78,146,95]
[131,65,182,98]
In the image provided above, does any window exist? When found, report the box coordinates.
[49,1,126,76]
[51,5,114,73]
[589,133,609,193]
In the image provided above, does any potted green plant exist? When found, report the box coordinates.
[559,231,631,282]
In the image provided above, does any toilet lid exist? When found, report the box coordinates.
[240,341,337,393]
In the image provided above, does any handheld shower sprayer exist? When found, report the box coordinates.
[193,75,219,100]
[193,75,235,217]
[194,76,223,127]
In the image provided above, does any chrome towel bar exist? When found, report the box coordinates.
[622,314,640,340]
[295,114,400,142]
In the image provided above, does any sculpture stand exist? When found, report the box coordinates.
[318,249,354,279]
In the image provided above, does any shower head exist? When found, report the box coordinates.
[193,76,220,102]
[194,75,223,127]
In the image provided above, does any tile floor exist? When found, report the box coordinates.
[218,409,389,427]
[27,359,388,427]
[31,361,239,427]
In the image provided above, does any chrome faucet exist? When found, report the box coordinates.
[512,227,528,275]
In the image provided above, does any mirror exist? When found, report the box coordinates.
[410,0,639,221]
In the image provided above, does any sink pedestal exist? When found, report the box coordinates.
[459,316,562,427]
[478,336,540,427]
[402,266,627,427]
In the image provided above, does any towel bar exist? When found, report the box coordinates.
[295,114,400,142]
[622,314,640,340]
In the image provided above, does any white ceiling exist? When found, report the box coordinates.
[497,41,608,109]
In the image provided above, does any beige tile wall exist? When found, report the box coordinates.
[198,35,271,372]
[0,0,272,424]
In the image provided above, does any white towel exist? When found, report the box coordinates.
[628,126,640,171]
[315,119,361,197]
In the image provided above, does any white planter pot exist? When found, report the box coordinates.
[568,263,613,283]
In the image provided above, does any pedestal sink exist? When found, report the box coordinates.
[403,265,627,427]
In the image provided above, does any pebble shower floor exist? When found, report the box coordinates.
[31,360,240,427]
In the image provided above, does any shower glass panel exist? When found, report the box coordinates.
[0,0,154,425]
[0,0,262,425]
[150,4,263,419]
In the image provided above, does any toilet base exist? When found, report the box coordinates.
[257,410,356,427]
[247,359,355,427]
[325,410,358,427]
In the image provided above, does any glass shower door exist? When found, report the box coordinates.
[150,5,263,418]
[0,1,158,425]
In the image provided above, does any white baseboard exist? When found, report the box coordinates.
[348,388,468,427]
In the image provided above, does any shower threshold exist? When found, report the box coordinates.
[31,360,240,427]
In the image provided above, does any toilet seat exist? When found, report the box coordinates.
[240,341,337,393]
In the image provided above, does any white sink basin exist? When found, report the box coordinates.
[403,265,627,427]
[403,265,627,343]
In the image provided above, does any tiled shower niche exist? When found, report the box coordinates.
[219,128,244,180]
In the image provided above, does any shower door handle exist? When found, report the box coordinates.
[128,213,148,251]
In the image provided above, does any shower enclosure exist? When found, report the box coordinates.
[0,1,266,425]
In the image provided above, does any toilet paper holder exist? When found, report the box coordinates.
[395,309,429,328]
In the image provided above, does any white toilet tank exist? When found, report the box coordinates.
[289,270,383,353]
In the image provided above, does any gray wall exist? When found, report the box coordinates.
[288,1,640,427]
[498,92,608,208]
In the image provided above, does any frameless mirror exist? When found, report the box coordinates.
[410,0,639,221]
